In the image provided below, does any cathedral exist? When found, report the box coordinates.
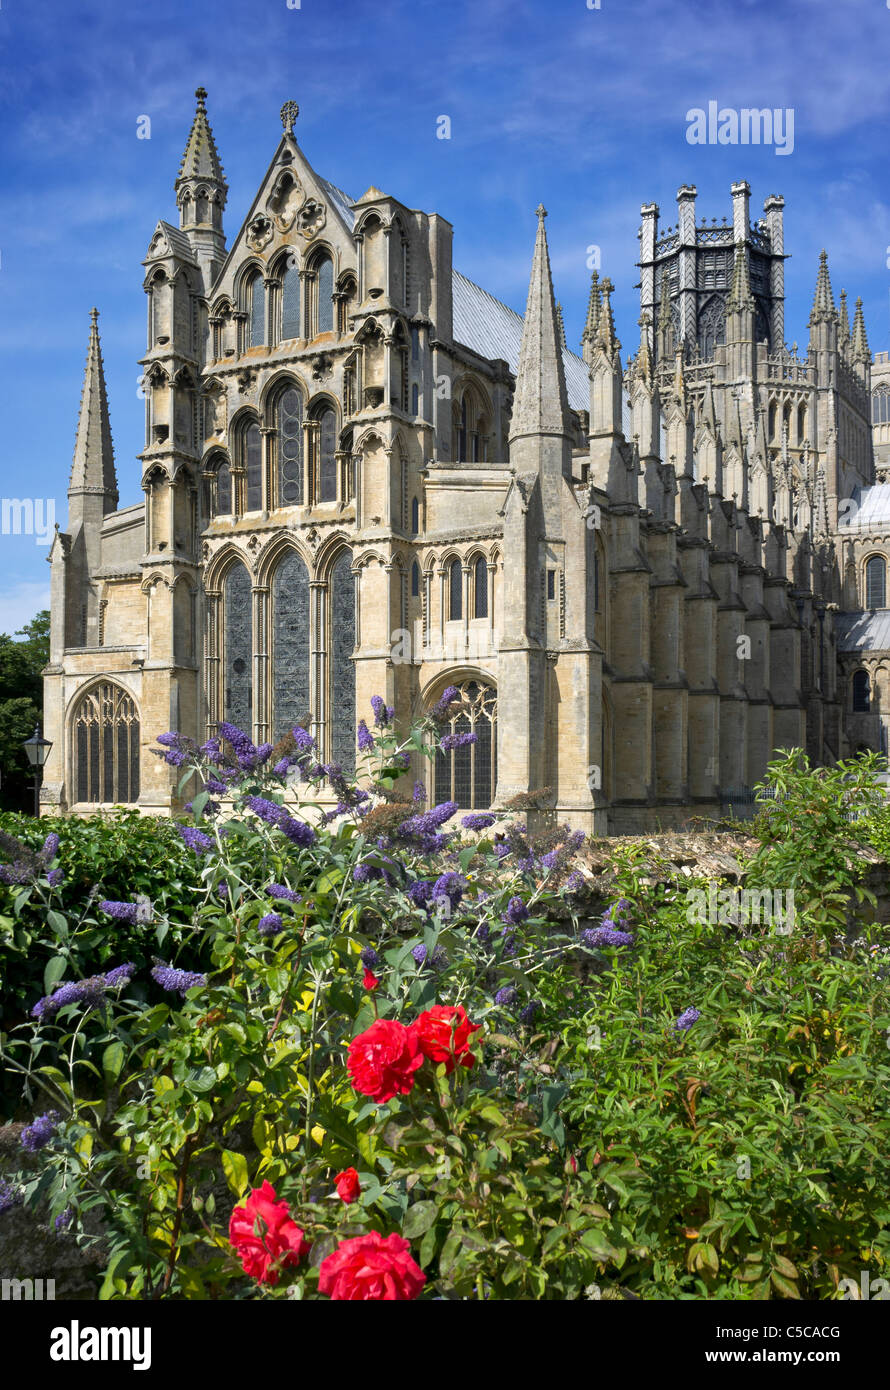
[41,90,890,831]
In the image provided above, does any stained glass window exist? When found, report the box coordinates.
[318,408,337,502]
[224,562,252,735]
[278,388,303,506]
[249,274,265,347]
[282,262,300,339]
[245,423,262,511]
[432,679,497,809]
[272,551,311,741]
[474,556,488,618]
[317,256,334,334]
[449,559,462,620]
[330,551,356,774]
[72,682,140,804]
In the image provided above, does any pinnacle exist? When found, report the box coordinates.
[509,206,570,442]
[809,248,837,325]
[69,308,117,507]
[176,86,226,190]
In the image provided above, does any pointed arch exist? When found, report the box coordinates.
[271,546,311,740]
[222,557,253,736]
[329,548,356,773]
[70,679,140,805]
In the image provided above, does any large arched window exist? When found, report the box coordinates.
[318,407,337,502]
[248,273,265,348]
[242,422,262,512]
[272,550,311,740]
[316,255,334,334]
[449,559,463,620]
[473,555,488,619]
[72,682,140,805]
[433,679,497,809]
[330,551,356,773]
[277,388,303,506]
[852,669,870,713]
[224,562,253,734]
[281,262,301,340]
[866,554,886,609]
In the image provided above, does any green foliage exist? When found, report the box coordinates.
[1,720,888,1300]
[0,611,50,812]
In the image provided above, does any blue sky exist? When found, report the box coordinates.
[2,0,890,631]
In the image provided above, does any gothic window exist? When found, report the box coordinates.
[272,550,311,741]
[873,386,890,425]
[768,402,778,441]
[754,301,771,349]
[411,561,420,597]
[459,398,468,460]
[852,669,870,712]
[866,554,886,609]
[697,296,725,359]
[281,261,301,339]
[432,679,497,809]
[412,383,419,416]
[798,401,807,442]
[278,388,303,506]
[317,407,337,502]
[448,558,462,619]
[72,682,140,805]
[224,562,253,734]
[316,255,334,334]
[243,422,263,511]
[411,496,419,535]
[249,273,265,348]
[216,460,232,515]
[473,555,488,618]
[330,551,356,774]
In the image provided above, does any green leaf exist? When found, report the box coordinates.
[101,1041,126,1082]
[401,1200,438,1238]
[221,1150,249,1199]
[43,955,67,994]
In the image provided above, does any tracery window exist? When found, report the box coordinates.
[224,562,253,733]
[272,550,311,740]
[318,407,337,502]
[873,386,890,425]
[243,422,262,512]
[432,679,497,809]
[277,388,303,506]
[72,682,140,804]
[215,460,232,515]
[330,551,356,774]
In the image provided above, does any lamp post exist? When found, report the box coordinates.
[23,726,52,817]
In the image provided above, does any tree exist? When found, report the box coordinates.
[0,610,50,811]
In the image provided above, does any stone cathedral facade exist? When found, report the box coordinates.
[42,91,890,831]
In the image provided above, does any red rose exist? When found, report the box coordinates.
[228,1180,309,1285]
[318,1231,426,1301]
[334,1167,361,1205]
[347,1018,425,1103]
[362,969,380,991]
[413,1004,481,1075]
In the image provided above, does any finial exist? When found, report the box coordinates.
[195,87,207,106]
[90,307,99,326]
[280,100,300,135]
[535,203,547,221]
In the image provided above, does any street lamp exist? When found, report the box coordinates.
[23,726,52,817]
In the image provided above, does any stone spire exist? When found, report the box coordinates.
[581,269,601,361]
[176,86,226,190]
[838,289,851,350]
[809,250,837,325]
[595,278,620,358]
[509,205,571,449]
[69,308,117,511]
[852,296,870,363]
